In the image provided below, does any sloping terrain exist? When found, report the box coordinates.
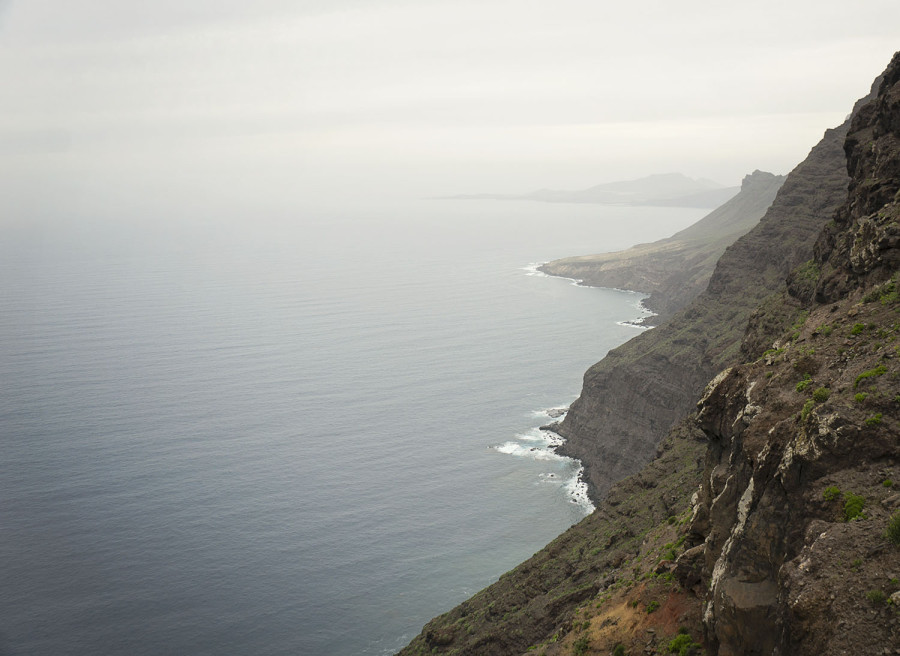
[399,51,900,656]
[540,170,785,321]
[553,114,854,502]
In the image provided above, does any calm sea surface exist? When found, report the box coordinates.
[0,200,705,655]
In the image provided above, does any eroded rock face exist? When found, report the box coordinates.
[817,53,900,301]
[556,111,852,503]
[690,52,900,656]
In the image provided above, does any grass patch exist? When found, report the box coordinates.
[646,600,660,614]
[867,589,886,604]
[796,374,812,392]
[855,365,887,388]
[812,387,830,403]
[572,636,590,655]
[887,512,900,546]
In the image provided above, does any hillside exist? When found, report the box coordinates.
[399,52,900,656]
[539,170,785,322]
[552,110,854,502]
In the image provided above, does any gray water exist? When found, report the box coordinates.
[0,200,705,655]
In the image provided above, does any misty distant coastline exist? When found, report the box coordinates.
[440,172,740,209]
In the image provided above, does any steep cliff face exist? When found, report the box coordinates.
[689,53,900,655]
[400,53,900,656]
[555,123,851,502]
[540,171,785,322]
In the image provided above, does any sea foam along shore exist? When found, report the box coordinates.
[522,262,655,329]
[493,406,595,514]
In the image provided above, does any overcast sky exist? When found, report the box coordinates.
[0,0,898,220]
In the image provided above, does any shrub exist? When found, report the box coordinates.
[844,493,866,521]
[572,636,590,655]
[884,479,894,488]
[855,365,887,388]
[812,387,830,403]
[867,589,886,604]
[855,392,869,403]
[851,323,866,335]
[823,486,842,501]
[668,633,702,656]
[613,644,627,656]
[800,399,815,422]
[887,512,900,546]
[866,413,883,426]
[796,374,812,392]
[646,600,660,613]
[818,324,833,337]
[668,634,693,653]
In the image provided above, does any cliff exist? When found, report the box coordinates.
[540,171,785,322]
[553,118,852,502]
[690,52,900,655]
[399,53,900,656]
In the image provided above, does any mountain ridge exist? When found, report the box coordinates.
[445,173,738,209]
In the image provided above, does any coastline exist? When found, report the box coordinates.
[493,405,595,514]
[493,262,660,515]
[526,261,657,328]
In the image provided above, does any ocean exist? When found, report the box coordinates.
[0,199,706,655]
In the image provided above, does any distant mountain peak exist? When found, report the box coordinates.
[446,173,737,208]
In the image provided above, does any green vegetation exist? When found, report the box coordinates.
[867,589,886,604]
[800,399,815,422]
[668,632,702,656]
[884,479,894,488]
[866,413,883,426]
[795,260,819,283]
[851,323,866,336]
[851,558,863,571]
[862,278,899,305]
[887,512,900,546]
[817,324,833,337]
[855,365,887,387]
[812,387,830,403]
[572,635,590,655]
[823,486,842,501]
[613,644,627,656]
[646,600,660,614]
[844,493,866,521]
[796,374,812,392]
[855,392,869,403]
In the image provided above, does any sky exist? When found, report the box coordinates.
[0,0,898,221]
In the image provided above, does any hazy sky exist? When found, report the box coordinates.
[1,0,898,219]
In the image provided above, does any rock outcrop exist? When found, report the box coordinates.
[689,52,900,655]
